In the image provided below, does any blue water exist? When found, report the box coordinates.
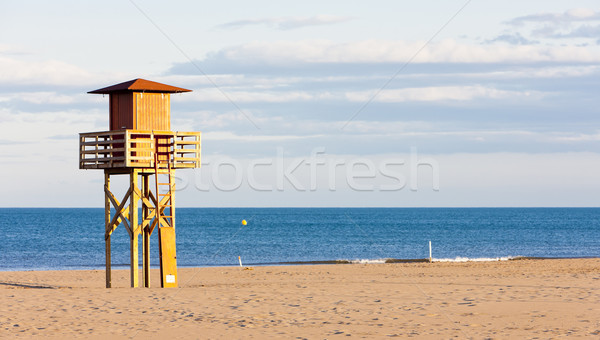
[0,208,598,271]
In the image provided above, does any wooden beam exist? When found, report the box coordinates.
[134,186,157,231]
[105,186,132,237]
[147,192,171,236]
[104,172,112,289]
[105,209,130,240]
[104,186,131,240]
[142,174,150,288]
[130,170,140,288]
[171,170,176,230]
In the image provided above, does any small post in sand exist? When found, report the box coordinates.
[429,241,432,263]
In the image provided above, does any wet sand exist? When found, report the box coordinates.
[1,258,599,339]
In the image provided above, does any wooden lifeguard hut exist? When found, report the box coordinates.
[79,78,201,288]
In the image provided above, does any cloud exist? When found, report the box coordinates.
[486,32,538,45]
[0,108,105,145]
[504,8,600,40]
[0,56,94,86]
[345,85,543,103]
[0,43,32,56]
[203,131,324,142]
[200,39,600,66]
[0,47,135,89]
[171,85,544,105]
[548,24,600,39]
[0,92,80,105]
[340,122,540,139]
[507,8,600,26]
[393,65,600,82]
[557,131,600,142]
[216,15,354,30]
[180,88,335,103]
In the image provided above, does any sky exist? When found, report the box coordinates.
[1,0,599,207]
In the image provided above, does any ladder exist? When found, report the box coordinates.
[154,138,174,229]
[153,135,179,288]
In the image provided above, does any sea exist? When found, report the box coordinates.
[0,208,598,271]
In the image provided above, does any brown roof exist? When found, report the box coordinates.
[88,78,192,94]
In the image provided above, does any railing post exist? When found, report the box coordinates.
[125,130,130,167]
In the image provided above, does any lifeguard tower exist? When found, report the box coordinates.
[79,78,201,288]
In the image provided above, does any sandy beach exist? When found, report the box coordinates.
[1,258,599,339]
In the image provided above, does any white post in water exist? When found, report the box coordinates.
[429,241,432,263]
[238,256,243,267]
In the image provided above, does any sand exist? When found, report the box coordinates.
[1,258,599,339]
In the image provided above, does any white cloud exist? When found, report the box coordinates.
[175,85,542,105]
[463,65,600,79]
[181,88,335,103]
[162,73,380,89]
[507,8,600,26]
[0,49,138,88]
[339,120,538,137]
[504,8,600,40]
[213,39,600,65]
[0,56,94,86]
[557,131,600,142]
[567,8,598,19]
[203,131,323,142]
[345,85,542,103]
[0,92,82,105]
[216,15,354,30]
[485,32,538,45]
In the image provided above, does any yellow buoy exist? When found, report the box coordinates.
[241,219,247,226]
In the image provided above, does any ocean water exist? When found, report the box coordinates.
[0,208,598,271]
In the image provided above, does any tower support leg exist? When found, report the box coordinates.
[142,174,151,288]
[104,172,112,288]
[129,170,140,288]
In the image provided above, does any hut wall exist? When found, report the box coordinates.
[134,92,170,131]
[109,93,134,130]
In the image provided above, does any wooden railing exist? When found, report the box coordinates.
[79,130,201,169]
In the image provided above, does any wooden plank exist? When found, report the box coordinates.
[129,144,154,148]
[81,148,125,154]
[159,226,178,288]
[174,156,199,161]
[128,150,154,156]
[81,162,127,170]
[174,141,201,145]
[128,156,154,161]
[174,132,201,136]
[79,130,121,137]
[80,140,125,146]
[82,156,126,162]
[174,162,198,167]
